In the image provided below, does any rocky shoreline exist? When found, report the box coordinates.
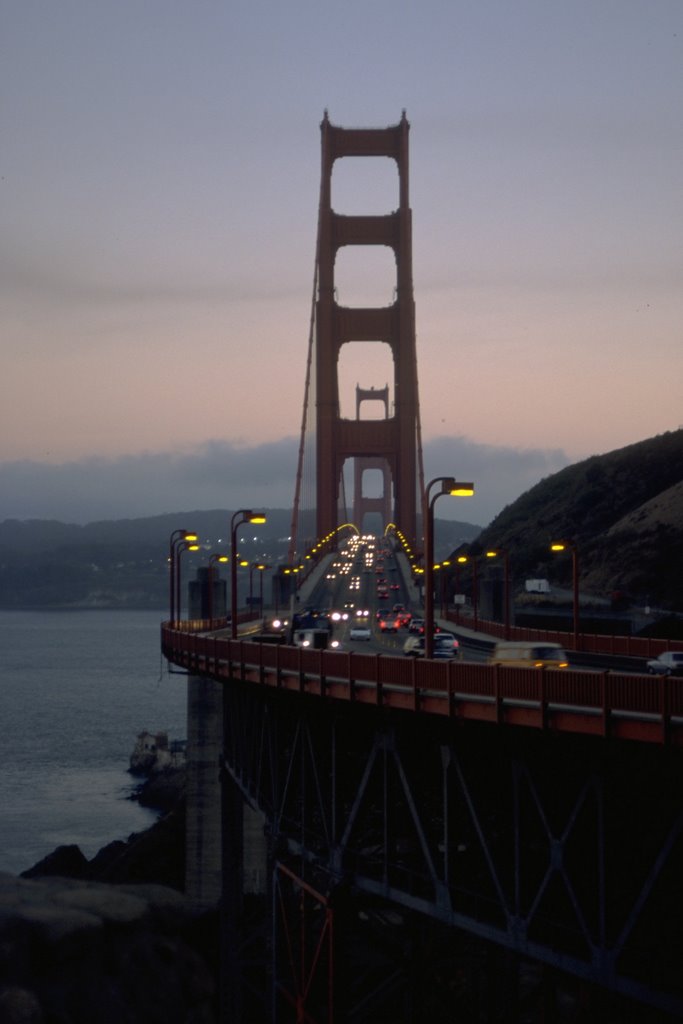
[0,746,225,1023]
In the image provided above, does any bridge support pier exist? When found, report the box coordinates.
[185,569,226,905]
[186,675,223,904]
[220,761,244,1023]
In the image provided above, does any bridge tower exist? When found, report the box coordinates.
[315,111,422,544]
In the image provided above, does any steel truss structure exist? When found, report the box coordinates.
[221,678,683,1021]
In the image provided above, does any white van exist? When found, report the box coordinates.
[489,641,568,668]
[292,628,340,650]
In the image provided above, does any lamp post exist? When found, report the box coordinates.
[485,549,511,639]
[207,554,229,622]
[176,541,200,625]
[439,559,451,617]
[249,562,269,614]
[551,540,579,651]
[230,510,267,639]
[168,529,198,626]
[424,477,474,658]
[457,553,479,632]
[256,563,271,615]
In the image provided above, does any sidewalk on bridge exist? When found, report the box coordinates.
[395,550,498,652]
[434,615,499,653]
[295,552,335,608]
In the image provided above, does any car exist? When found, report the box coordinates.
[349,625,372,641]
[379,616,400,633]
[403,635,458,658]
[489,641,569,668]
[434,632,458,655]
[408,618,425,634]
[646,651,683,676]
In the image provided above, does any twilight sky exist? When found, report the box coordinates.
[2,1,681,529]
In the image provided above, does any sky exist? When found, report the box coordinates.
[2,1,681,530]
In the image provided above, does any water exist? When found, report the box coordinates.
[0,609,188,875]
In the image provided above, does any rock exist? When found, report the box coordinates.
[0,986,44,1024]
[134,765,186,812]
[20,845,89,881]
[0,874,218,1023]
[92,805,187,889]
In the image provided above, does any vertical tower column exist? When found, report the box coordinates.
[315,111,421,546]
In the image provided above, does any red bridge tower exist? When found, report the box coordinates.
[315,111,423,544]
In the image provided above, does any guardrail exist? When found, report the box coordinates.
[447,612,683,658]
[161,623,683,747]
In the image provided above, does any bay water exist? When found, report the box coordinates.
[0,609,188,875]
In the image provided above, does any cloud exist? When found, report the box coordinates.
[0,436,570,528]
[422,435,570,527]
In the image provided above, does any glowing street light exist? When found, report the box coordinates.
[457,553,479,632]
[176,540,200,625]
[230,511,267,638]
[207,554,229,622]
[424,477,474,658]
[485,548,511,640]
[168,529,198,626]
[249,562,271,615]
[551,539,579,651]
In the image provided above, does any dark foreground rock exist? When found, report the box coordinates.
[133,765,186,813]
[23,766,187,890]
[22,804,186,891]
[0,874,218,1023]
[0,765,219,1022]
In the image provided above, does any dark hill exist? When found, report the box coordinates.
[474,428,683,610]
[0,507,481,609]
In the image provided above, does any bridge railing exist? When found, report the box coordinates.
[161,623,683,746]
[448,611,683,658]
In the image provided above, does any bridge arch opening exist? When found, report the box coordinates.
[358,466,386,499]
[331,156,399,215]
[337,341,394,420]
[334,245,396,308]
[340,458,392,535]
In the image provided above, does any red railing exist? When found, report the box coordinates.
[447,611,683,659]
[161,623,683,747]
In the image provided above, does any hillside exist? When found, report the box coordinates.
[1,429,680,612]
[474,429,683,610]
[0,508,479,609]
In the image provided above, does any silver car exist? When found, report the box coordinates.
[404,635,458,659]
[646,651,683,677]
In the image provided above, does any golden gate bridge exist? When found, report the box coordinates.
[163,113,683,1023]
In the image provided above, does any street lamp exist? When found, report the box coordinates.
[424,477,474,658]
[457,553,479,633]
[176,540,200,625]
[207,554,229,622]
[230,510,267,638]
[250,562,271,616]
[551,540,579,651]
[485,549,511,639]
[439,559,451,617]
[168,529,198,626]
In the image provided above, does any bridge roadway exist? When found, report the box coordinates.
[164,543,683,1019]
[163,614,683,1018]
